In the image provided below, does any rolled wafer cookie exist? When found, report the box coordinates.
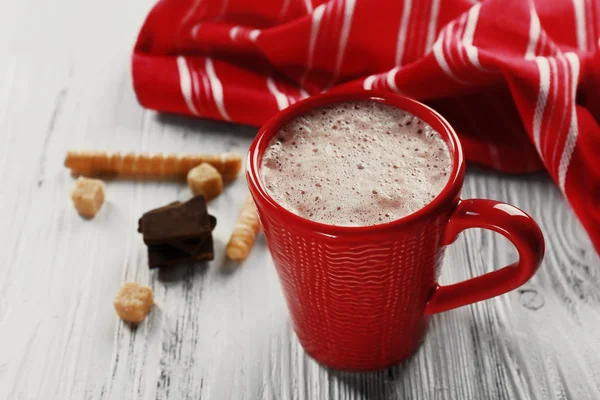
[65,151,242,181]
[226,196,261,261]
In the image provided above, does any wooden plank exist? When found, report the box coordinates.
[1,0,600,399]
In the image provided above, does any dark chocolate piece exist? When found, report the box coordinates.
[138,196,217,268]
[163,216,216,255]
[137,201,181,233]
[147,237,214,268]
[140,196,212,244]
[138,205,216,245]
[166,237,211,255]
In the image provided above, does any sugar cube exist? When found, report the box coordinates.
[113,282,154,324]
[71,177,105,218]
[187,163,223,200]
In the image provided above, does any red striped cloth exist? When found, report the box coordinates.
[132,0,600,253]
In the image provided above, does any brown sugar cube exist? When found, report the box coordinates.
[71,177,105,218]
[113,282,154,324]
[187,163,223,200]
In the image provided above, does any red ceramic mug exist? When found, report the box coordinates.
[246,90,545,371]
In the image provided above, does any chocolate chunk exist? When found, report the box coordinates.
[167,236,211,255]
[138,196,217,268]
[137,201,181,233]
[138,203,216,239]
[140,196,213,244]
[147,237,214,268]
[161,216,216,256]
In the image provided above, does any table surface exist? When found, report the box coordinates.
[2,1,600,399]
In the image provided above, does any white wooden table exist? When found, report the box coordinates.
[2,1,600,399]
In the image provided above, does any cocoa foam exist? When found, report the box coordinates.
[260,100,452,227]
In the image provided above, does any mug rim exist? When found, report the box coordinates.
[246,90,465,235]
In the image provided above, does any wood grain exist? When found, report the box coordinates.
[1,0,600,399]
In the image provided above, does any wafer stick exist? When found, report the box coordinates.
[226,196,261,261]
[65,151,242,181]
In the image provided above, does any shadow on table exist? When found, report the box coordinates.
[326,357,417,400]
[156,113,257,140]
[156,262,210,283]
[465,164,550,182]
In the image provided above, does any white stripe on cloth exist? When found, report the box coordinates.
[533,57,550,154]
[572,0,588,51]
[386,67,401,92]
[545,55,569,169]
[279,0,292,19]
[363,75,376,90]
[550,55,570,166]
[462,3,492,72]
[537,31,546,56]
[177,56,200,116]
[542,57,559,159]
[182,0,203,28]
[558,53,580,192]
[433,24,470,84]
[205,58,231,121]
[301,4,326,86]
[249,30,260,42]
[191,23,202,38]
[229,26,240,41]
[425,0,441,53]
[304,0,313,13]
[525,1,541,60]
[454,14,469,66]
[266,77,290,110]
[201,73,211,101]
[191,69,202,112]
[395,0,412,65]
[328,0,356,88]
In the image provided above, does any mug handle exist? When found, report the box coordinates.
[425,199,545,315]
